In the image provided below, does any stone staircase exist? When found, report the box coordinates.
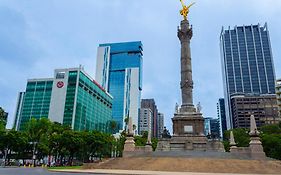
[92,156,281,174]
[142,150,253,160]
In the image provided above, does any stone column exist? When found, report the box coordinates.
[249,115,266,159]
[229,131,238,153]
[123,117,135,157]
[178,19,194,111]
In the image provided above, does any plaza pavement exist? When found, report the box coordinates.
[50,169,279,175]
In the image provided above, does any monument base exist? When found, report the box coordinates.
[123,136,135,157]
[249,136,266,160]
[172,105,205,136]
[170,135,208,151]
[157,107,225,152]
[144,144,153,152]
[157,136,225,152]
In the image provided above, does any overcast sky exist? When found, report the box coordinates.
[1,0,281,131]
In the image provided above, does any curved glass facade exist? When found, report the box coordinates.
[96,41,143,133]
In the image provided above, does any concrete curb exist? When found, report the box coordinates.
[49,169,277,175]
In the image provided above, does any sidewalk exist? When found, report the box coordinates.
[50,169,277,175]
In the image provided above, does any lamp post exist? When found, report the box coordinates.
[29,141,38,167]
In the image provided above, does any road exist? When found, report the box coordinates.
[0,167,103,175]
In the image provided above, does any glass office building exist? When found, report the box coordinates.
[15,79,53,130]
[220,23,276,129]
[96,41,143,133]
[276,79,281,116]
[14,92,26,130]
[204,117,220,139]
[14,67,113,132]
[217,98,227,139]
[141,99,158,137]
[157,112,164,138]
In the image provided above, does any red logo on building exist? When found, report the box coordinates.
[57,81,64,88]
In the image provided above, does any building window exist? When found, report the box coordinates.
[56,72,65,79]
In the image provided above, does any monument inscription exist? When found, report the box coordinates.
[184,125,193,133]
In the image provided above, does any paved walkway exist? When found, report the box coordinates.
[50,169,277,175]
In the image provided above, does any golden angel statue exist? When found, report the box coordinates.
[179,0,195,20]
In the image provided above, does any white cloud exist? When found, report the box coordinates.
[1,0,281,131]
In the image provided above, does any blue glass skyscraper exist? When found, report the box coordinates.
[95,41,143,133]
[220,23,276,129]
[217,98,226,138]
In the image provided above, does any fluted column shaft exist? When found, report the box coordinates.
[178,20,193,107]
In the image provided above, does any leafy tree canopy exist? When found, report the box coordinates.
[224,122,281,160]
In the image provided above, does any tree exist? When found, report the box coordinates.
[0,107,7,129]
[48,122,70,165]
[0,117,121,166]
[124,116,129,133]
[0,129,6,165]
[13,131,29,164]
[151,138,158,151]
[261,134,281,160]
[223,123,281,160]
[25,118,52,165]
[109,120,117,134]
[133,124,136,134]
[260,123,281,160]
[260,124,281,134]
[61,130,84,165]
[134,131,158,151]
[115,133,126,157]
[0,130,24,165]
[224,128,250,148]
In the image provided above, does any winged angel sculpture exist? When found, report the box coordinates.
[179,0,195,20]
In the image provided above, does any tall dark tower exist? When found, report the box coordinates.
[220,24,276,129]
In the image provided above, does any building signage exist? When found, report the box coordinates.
[57,81,64,88]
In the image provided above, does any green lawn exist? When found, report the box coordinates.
[48,166,82,170]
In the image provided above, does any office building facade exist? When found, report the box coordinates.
[14,92,25,130]
[16,79,53,130]
[217,98,227,138]
[139,108,152,135]
[276,79,281,116]
[220,23,276,129]
[141,99,158,137]
[95,41,143,134]
[204,117,220,139]
[14,67,113,132]
[204,118,211,136]
[157,112,164,138]
[231,94,279,128]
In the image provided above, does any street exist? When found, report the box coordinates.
[0,168,103,175]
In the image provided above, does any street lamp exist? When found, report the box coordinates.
[29,141,38,167]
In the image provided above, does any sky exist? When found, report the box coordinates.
[0,0,281,131]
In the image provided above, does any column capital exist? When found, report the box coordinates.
[178,20,193,42]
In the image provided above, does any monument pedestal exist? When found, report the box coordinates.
[170,135,207,151]
[123,136,135,157]
[172,113,205,136]
[170,105,208,151]
[144,144,153,152]
[249,136,266,160]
